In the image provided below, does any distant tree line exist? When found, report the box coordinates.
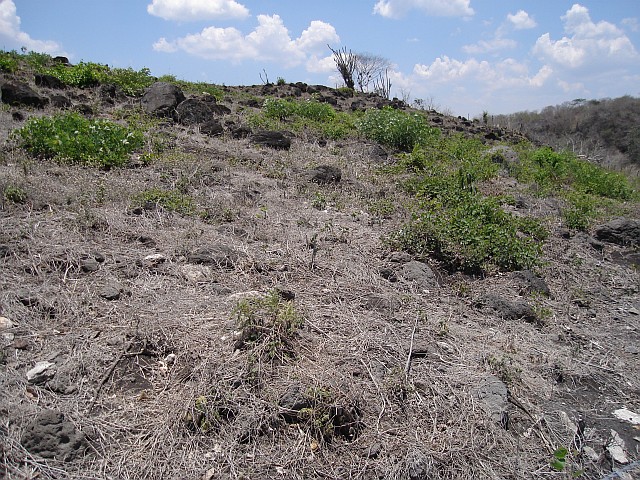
[492,96,640,169]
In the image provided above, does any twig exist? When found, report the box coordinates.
[405,313,419,379]
[87,340,134,412]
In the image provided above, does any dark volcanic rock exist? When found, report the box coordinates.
[50,94,72,108]
[475,294,538,324]
[1,81,48,108]
[250,130,291,150]
[278,385,311,423]
[200,120,224,136]
[593,218,640,246]
[176,98,214,125]
[187,244,244,269]
[141,82,186,117]
[511,270,551,297]
[35,74,65,89]
[399,260,437,290]
[308,165,342,184]
[21,410,88,461]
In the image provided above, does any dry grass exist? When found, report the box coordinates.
[1,82,639,480]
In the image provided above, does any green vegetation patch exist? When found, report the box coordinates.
[357,106,439,151]
[390,138,547,273]
[249,97,355,140]
[14,112,144,168]
[157,74,224,100]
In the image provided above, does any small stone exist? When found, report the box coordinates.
[628,307,639,315]
[12,338,30,350]
[142,253,167,268]
[16,290,40,307]
[607,430,629,464]
[180,264,211,283]
[625,345,640,354]
[98,284,122,301]
[0,316,14,331]
[27,361,57,384]
[80,258,100,273]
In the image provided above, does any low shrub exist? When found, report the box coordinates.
[44,61,108,88]
[14,112,144,168]
[131,188,196,215]
[357,107,438,151]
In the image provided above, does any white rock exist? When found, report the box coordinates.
[0,316,14,331]
[180,264,211,283]
[613,408,640,425]
[607,430,629,464]
[26,361,57,384]
[143,253,167,268]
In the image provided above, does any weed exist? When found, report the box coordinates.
[131,188,196,215]
[485,354,521,384]
[157,74,224,100]
[357,107,438,151]
[44,61,108,88]
[14,112,144,168]
[3,185,27,204]
[311,192,327,210]
[183,391,236,434]
[0,51,19,72]
[233,290,304,363]
[106,67,155,96]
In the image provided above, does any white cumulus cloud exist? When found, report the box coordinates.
[533,4,638,69]
[0,0,64,54]
[373,0,473,19]
[147,0,249,21]
[507,10,537,30]
[462,37,516,54]
[153,14,339,69]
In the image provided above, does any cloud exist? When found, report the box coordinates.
[621,17,639,32]
[462,38,516,54]
[0,0,64,54]
[533,4,638,69]
[507,10,536,30]
[413,56,549,90]
[306,54,335,74]
[154,14,339,68]
[147,0,249,21]
[373,0,473,19]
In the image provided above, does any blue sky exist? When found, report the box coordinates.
[1,0,639,116]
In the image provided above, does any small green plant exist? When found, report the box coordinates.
[276,77,286,86]
[550,446,568,471]
[183,392,236,434]
[485,354,521,384]
[311,192,327,210]
[357,107,438,151]
[106,67,155,96]
[3,185,27,204]
[157,74,224,99]
[131,188,196,215]
[44,61,108,88]
[233,290,304,362]
[0,51,19,72]
[14,112,144,168]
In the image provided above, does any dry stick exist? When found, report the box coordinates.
[87,340,134,412]
[404,313,420,380]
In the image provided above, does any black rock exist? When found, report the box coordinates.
[250,130,291,150]
[308,165,342,184]
[21,410,88,461]
[278,385,311,423]
[475,294,539,324]
[200,120,224,136]
[1,81,48,108]
[512,270,551,297]
[187,244,244,269]
[176,98,214,125]
[594,218,640,246]
[141,82,186,117]
[34,74,65,89]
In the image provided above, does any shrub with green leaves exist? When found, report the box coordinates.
[0,51,19,72]
[14,112,144,168]
[390,142,547,273]
[357,107,438,151]
[156,74,224,99]
[44,62,108,88]
[106,67,155,96]
[262,97,336,122]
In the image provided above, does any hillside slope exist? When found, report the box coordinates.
[1,54,639,480]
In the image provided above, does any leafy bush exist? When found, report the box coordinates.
[14,112,144,168]
[357,107,438,151]
[157,74,224,100]
[0,51,19,72]
[3,185,27,204]
[44,62,108,88]
[106,67,155,96]
[262,97,336,122]
[389,142,546,273]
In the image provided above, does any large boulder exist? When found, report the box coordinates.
[1,81,48,108]
[593,218,640,246]
[141,82,185,117]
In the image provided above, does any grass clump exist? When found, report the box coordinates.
[232,290,304,363]
[131,188,196,215]
[3,185,27,204]
[390,139,547,273]
[357,106,439,151]
[250,97,355,140]
[14,112,144,168]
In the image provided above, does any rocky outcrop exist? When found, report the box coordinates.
[1,81,48,108]
[141,82,185,117]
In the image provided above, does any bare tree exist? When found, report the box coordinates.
[354,53,391,93]
[373,69,392,99]
[328,45,356,90]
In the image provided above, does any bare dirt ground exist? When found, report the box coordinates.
[1,78,639,479]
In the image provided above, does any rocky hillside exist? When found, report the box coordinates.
[1,53,639,480]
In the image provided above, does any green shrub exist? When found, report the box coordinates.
[0,51,19,72]
[390,143,546,273]
[157,75,224,100]
[44,62,109,88]
[14,112,144,168]
[262,97,336,122]
[357,107,438,151]
[3,185,27,204]
[105,67,155,96]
